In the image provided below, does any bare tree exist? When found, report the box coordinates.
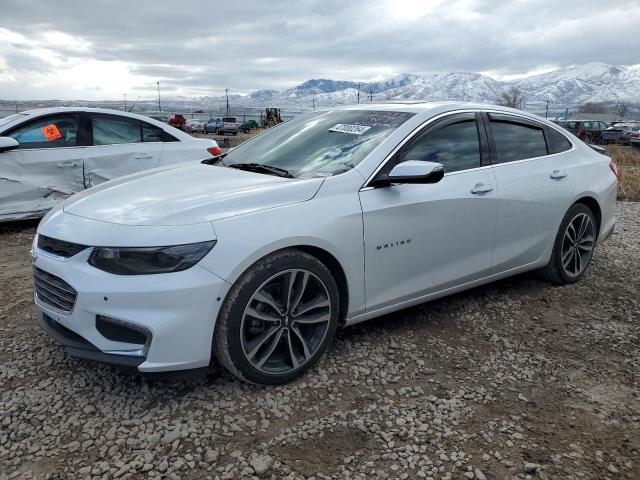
[616,101,629,119]
[497,87,525,109]
[580,102,607,114]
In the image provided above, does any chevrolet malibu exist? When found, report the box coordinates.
[32,102,617,385]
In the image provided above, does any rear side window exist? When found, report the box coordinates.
[143,123,165,142]
[93,115,141,145]
[490,120,547,163]
[546,128,572,154]
[223,117,236,122]
[399,119,481,173]
[8,114,78,149]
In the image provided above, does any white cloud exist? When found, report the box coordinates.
[0,0,639,100]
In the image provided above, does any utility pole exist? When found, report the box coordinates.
[225,88,230,116]
[356,83,361,103]
[123,94,126,111]
[369,89,373,102]
[157,82,161,113]
[545,100,549,119]
[312,92,315,110]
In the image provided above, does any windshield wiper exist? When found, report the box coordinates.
[228,163,293,178]
[201,153,227,166]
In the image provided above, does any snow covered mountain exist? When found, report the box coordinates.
[236,62,640,110]
[516,62,638,104]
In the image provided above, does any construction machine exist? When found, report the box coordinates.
[262,108,282,128]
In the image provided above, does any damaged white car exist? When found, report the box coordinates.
[0,108,221,221]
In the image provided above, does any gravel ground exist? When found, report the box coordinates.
[1,203,639,480]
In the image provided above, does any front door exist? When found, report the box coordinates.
[0,113,85,219]
[360,113,498,311]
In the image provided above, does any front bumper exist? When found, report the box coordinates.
[33,247,231,373]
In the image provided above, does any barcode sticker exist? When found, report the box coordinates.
[329,124,371,135]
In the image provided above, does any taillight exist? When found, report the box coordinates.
[609,161,620,179]
[207,146,223,157]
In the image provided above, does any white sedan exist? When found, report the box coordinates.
[185,119,206,133]
[0,107,221,221]
[32,102,617,384]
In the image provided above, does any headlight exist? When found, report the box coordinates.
[88,241,216,275]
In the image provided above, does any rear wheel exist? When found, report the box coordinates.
[214,249,339,385]
[541,203,597,284]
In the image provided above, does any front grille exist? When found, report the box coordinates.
[37,235,87,258]
[33,267,78,314]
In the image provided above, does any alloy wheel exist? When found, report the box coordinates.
[561,213,595,277]
[240,269,332,374]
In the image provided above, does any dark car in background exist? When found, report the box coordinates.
[556,120,609,143]
[601,123,640,145]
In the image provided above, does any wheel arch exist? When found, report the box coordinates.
[293,245,350,327]
[573,195,602,237]
[219,242,351,328]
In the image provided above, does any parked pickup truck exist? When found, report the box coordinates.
[168,114,187,130]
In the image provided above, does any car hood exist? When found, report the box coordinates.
[63,163,324,226]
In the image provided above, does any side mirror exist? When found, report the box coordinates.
[0,137,19,153]
[372,160,444,187]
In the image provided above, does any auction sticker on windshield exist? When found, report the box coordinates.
[329,124,371,135]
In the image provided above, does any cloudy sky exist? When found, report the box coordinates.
[1,0,639,100]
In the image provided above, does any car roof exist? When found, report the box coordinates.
[13,106,166,123]
[326,101,559,126]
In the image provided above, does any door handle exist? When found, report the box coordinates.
[134,153,153,159]
[550,169,567,179]
[471,183,494,194]
[57,162,78,168]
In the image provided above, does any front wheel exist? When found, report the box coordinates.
[541,203,597,284]
[214,249,340,385]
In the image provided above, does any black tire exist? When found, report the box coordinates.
[214,249,340,385]
[540,203,597,284]
[232,131,238,136]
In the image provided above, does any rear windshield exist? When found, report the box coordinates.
[222,110,415,177]
[223,117,236,122]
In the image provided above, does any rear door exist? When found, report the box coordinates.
[486,113,576,272]
[83,113,163,187]
[0,112,87,219]
[360,112,498,311]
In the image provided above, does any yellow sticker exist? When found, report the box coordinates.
[41,124,62,141]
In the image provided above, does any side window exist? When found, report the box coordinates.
[546,128,572,154]
[92,115,141,145]
[490,120,547,163]
[143,122,165,142]
[142,122,178,142]
[8,115,78,149]
[398,119,482,173]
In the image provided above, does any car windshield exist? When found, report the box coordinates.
[222,110,415,177]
